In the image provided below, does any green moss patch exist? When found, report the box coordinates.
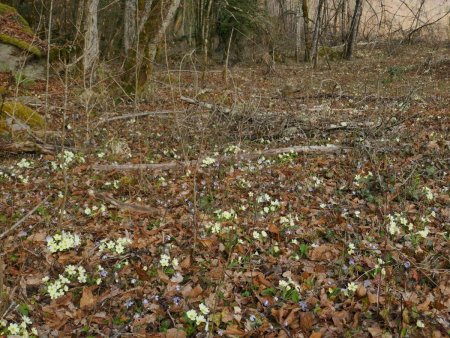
[0,117,8,134]
[1,101,45,128]
[0,3,44,56]
[0,3,32,33]
[0,33,41,57]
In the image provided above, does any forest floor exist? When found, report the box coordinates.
[0,42,449,338]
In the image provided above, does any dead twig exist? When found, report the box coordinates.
[93,192,160,215]
[0,195,51,240]
[97,110,183,125]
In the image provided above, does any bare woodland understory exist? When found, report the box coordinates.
[0,0,449,337]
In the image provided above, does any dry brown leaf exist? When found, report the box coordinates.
[80,286,97,310]
[300,312,314,331]
[356,284,367,298]
[368,292,378,304]
[180,255,191,269]
[309,331,323,338]
[132,314,157,326]
[165,328,187,338]
[224,325,245,336]
[368,326,383,337]
[284,308,299,327]
[221,307,234,323]
[187,284,203,298]
[310,244,340,261]
[199,238,215,248]
[268,223,279,236]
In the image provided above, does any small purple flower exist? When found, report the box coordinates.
[404,261,411,269]
[364,280,371,288]
[173,296,182,305]
[263,300,269,307]
[100,270,108,277]
[143,299,149,306]
[299,301,308,311]
[349,258,355,266]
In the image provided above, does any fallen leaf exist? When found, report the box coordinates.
[309,331,322,338]
[310,244,340,261]
[356,284,367,298]
[300,312,314,331]
[224,325,245,336]
[80,286,97,310]
[166,328,186,338]
[368,326,383,337]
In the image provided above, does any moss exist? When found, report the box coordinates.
[2,101,45,128]
[0,3,32,33]
[0,34,41,57]
[318,46,343,61]
[0,117,8,134]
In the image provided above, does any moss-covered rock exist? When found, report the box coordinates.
[0,2,45,57]
[0,3,31,32]
[1,101,45,128]
[318,46,343,61]
[0,33,41,57]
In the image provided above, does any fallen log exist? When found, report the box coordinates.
[0,141,56,154]
[92,144,346,172]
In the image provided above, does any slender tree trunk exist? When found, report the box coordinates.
[341,0,347,42]
[124,0,137,56]
[311,0,325,64]
[147,0,182,67]
[295,2,302,63]
[122,0,180,93]
[302,0,311,61]
[344,0,363,60]
[83,0,100,82]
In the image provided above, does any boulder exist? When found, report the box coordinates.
[1,101,45,135]
[0,3,46,79]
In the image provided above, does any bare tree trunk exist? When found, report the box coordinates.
[147,0,182,68]
[295,2,302,63]
[341,0,348,42]
[343,0,363,60]
[311,0,325,64]
[301,0,311,61]
[83,0,100,82]
[124,0,154,56]
[124,0,137,56]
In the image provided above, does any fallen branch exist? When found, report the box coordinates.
[97,110,182,125]
[0,195,51,240]
[92,144,346,172]
[0,141,56,154]
[93,192,160,215]
[180,95,232,114]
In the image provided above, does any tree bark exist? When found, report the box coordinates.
[343,0,363,60]
[147,0,182,71]
[301,0,311,61]
[295,3,302,63]
[83,0,100,82]
[311,0,325,64]
[124,0,137,56]
[122,0,180,93]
